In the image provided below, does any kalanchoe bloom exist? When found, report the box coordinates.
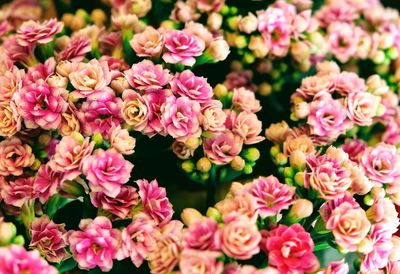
[182,218,221,251]
[245,176,295,218]
[327,22,359,63]
[262,224,319,274]
[163,30,205,66]
[16,18,63,46]
[305,154,352,200]
[0,66,24,104]
[179,250,223,274]
[221,215,261,260]
[203,130,243,165]
[3,36,35,64]
[335,71,366,96]
[57,37,91,62]
[58,102,81,136]
[361,224,393,272]
[319,192,359,222]
[125,60,171,92]
[295,75,335,100]
[117,213,160,267]
[30,215,69,263]
[0,102,21,137]
[224,264,279,274]
[68,59,112,98]
[108,125,136,155]
[228,111,265,145]
[316,260,349,274]
[90,185,139,220]
[183,21,213,48]
[171,70,213,103]
[82,148,134,198]
[34,164,64,203]
[224,70,256,91]
[24,57,56,85]
[232,87,261,113]
[143,89,169,136]
[0,137,35,176]
[360,143,400,185]
[0,245,58,274]
[68,217,121,271]
[200,100,227,134]
[326,202,371,252]
[366,197,399,233]
[148,221,183,274]
[15,79,68,130]
[49,135,94,181]
[137,178,173,227]
[1,177,36,208]
[215,193,258,221]
[130,26,164,58]
[161,96,201,140]
[122,89,149,131]
[78,88,123,137]
[341,139,367,163]
[307,92,352,142]
[189,0,225,13]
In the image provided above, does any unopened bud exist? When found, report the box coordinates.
[70,15,87,31]
[283,167,295,179]
[185,137,200,150]
[289,150,306,170]
[12,235,25,246]
[265,121,289,143]
[182,160,195,173]
[276,153,288,166]
[288,199,313,220]
[196,157,212,173]
[91,9,106,26]
[242,148,260,162]
[61,13,74,27]
[227,16,239,30]
[243,163,253,174]
[30,159,41,171]
[207,13,223,31]
[38,134,51,147]
[294,172,305,186]
[213,84,228,98]
[181,208,203,226]
[238,13,257,34]
[231,156,245,171]
[92,132,103,146]
[0,221,16,246]
[258,82,272,96]
[206,207,221,222]
[234,35,247,49]
[270,145,280,158]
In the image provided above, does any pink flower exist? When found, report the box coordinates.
[305,154,352,200]
[16,19,63,46]
[171,1,200,23]
[335,72,366,96]
[245,176,295,218]
[224,70,256,91]
[221,215,261,260]
[143,89,169,136]
[295,75,335,100]
[124,60,171,92]
[171,70,213,103]
[118,213,159,267]
[15,79,68,130]
[215,193,258,222]
[203,130,243,165]
[366,197,399,233]
[69,59,112,99]
[262,224,319,274]
[108,125,136,155]
[30,215,69,263]
[200,100,227,134]
[57,37,91,62]
[225,264,279,274]
[326,202,371,252]
[316,260,349,274]
[163,30,204,66]
[34,164,64,203]
[78,88,123,137]
[137,178,173,227]
[319,192,359,222]
[49,135,94,181]
[257,7,291,57]
[0,245,57,274]
[1,177,36,208]
[24,57,56,85]
[82,149,134,198]
[232,87,261,113]
[387,261,400,274]
[341,139,366,162]
[316,3,358,27]
[360,143,400,185]
[307,92,352,141]
[90,185,139,220]
[191,0,224,13]
[327,22,359,63]
[228,111,264,145]
[130,26,164,58]
[179,250,223,274]
[182,218,221,251]
[361,224,393,272]
[3,36,34,64]
[148,221,183,274]
[183,21,213,48]
[0,137,34,176]
[67,217,121,271]
[161,96,201,140]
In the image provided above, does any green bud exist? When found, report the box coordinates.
[364,194,374,206]
[270,145,280,158]
[275,153,288,166]
[12,235,25,246]
[206,207,222,222]
[388,47,399,60]
[181,160,195,173]
[220,5,230,15]
[243,163,253,174]
[283,167,295,179]
[284,177,293,186]
[294,172,305,187]
[92,132,104,146]
[242,147,260,162]
[230,6,238,15]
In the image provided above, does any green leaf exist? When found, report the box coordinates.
[57,258,77,273]
[45,195,74,218]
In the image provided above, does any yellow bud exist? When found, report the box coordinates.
[185,137,200,150]
[289,150,306,170]
[258,82,272,96]
[70,15,87,31]
[196,157,212,173]
[276,153,288,166]
[71,131,85,143]
[91,9,106,26]
[294,172,305,186]
[182,160,195,173]
[38,134,51,147]
[30,159,41,171]
[181,208,203,226]
[213,84,228,98]
[61,13,74,27]
[206,207,221,222]
[230,156,245,171]
[234,35,247,49]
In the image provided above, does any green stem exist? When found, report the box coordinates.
[206,165,218,208]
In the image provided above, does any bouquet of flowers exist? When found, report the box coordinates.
[0,0,399,273]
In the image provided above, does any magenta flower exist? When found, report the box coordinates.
[171,70,213,103]
[34,163,64,203]
[90,185,139,220]
[163,30,204,66]
[1,177,36,208]
[67,217,121,271]
[360,143,400,185]
[16,18,63,46]
[262,224,319,273]
[82,149,134,198]
[183,218,221,251]
[341,139,367,163]
[30,215,69,263]
[0,245,57,274]
[117,213,159,267]
[15,79,68,130]
[245,176,295,218]
[137,178,173,227]
[57,37,91,62]
[203,130,243,165]
[361,224,393,272]
[24,57,56,86]
[316,260,349,274]
[124,60,171,93]
[179,250,223,274]
[161,95,202,140]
